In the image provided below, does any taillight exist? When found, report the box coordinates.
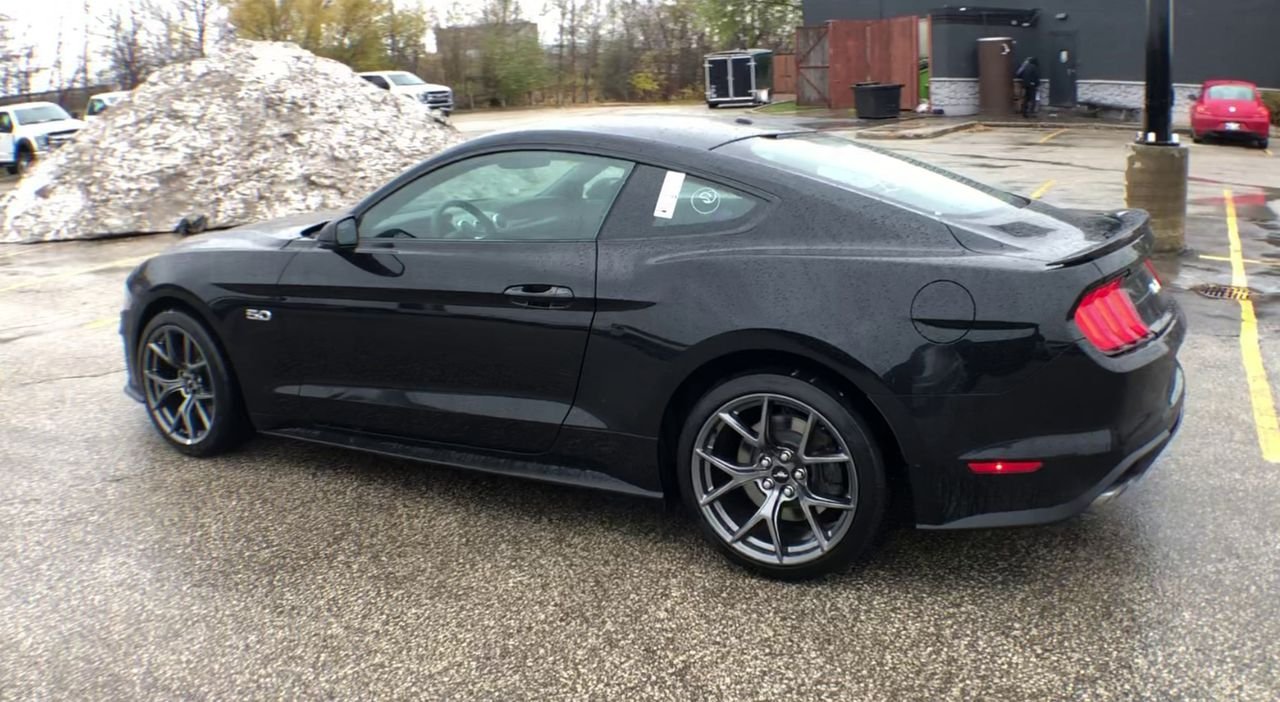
[1073,278,1153,354]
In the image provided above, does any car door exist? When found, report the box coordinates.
[0,111,14,164]
[276,149,633,454]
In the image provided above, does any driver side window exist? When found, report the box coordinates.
[359,151,633,242]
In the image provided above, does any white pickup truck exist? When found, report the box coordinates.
[0,101,86,175]
[358,71,454,115]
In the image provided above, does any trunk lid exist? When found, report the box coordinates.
[946,201,1151,267]
[1205,98,1264,118]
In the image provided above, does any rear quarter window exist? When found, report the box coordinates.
[599,164,764,238]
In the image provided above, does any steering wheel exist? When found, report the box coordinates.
[435,200,497,239]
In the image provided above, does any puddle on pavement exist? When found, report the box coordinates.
[1169,191,1280,328]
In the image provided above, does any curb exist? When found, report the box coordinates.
[855,121,978,139]
[854,119,1209,140]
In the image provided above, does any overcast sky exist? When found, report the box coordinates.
[7,0,558,92]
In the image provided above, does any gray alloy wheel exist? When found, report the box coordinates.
[690,392,860,567]
[141,324,217,445]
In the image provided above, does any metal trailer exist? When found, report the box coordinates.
[704,49,773,108]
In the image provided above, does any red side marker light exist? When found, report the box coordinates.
[968,461,1043,474]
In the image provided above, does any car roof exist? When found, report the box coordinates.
[358,71,412,77]
[1202,79,1257,88]
[482,115,810,152]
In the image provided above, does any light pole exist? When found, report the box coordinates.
[1143,0,1174,143]
[1125,0,1187,252]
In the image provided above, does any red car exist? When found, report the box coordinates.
[1190,80,1271,148]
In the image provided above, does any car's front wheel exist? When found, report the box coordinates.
[677,373,887,579]
[138,310,250,457]
[9,148,33,176]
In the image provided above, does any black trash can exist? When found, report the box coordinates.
[852,82,903,119]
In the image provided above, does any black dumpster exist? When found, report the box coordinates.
[852,82,903,119]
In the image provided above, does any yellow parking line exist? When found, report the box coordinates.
[1038,128,1069,144]
[1200,253,1279,266]
[0,256,147,294]
[83,317,116,330]
[1225,189,1280,463]
[1029,180,1055,199]
[1265,149,1273,157]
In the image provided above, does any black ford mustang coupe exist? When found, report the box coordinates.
[122,117,1184,578]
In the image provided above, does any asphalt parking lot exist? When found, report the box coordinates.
[3,121,1280,699]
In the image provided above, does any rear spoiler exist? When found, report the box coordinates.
[1048,209,1152,267]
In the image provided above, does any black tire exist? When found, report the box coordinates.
[1191,133,1203,144]
[1259,138,1269,150]
[14,148,33,176]
[677,372,887,580]
[137,309,251,457]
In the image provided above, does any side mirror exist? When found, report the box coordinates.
[335,216,358,248]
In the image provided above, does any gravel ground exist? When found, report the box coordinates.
[2,123,1279,699]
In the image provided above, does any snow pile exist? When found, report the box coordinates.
[0,40,464,242]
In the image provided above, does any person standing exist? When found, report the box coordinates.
[1016,57,1041,117]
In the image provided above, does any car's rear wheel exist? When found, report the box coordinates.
[677,373,887,579]
[138,310,250,457]
[1258,137,1269,150]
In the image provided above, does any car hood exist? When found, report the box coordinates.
[170,210,342,252]
[22,118,85,135]
[946,200,1147,266]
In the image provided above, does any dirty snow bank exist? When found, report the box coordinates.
[0,40,464,243]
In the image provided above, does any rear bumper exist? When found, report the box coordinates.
[1191,118,1269,139]
[922,379,1182,529]
[905,300,1186,529]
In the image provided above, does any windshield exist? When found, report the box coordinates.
[1206,85,1255,101]
[388,73,426,86]
[717,133,1026,218]
[14,105,72,125]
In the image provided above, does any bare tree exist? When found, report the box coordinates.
[104,3,153,89]
[143,0,225,63]
[185,0,221,57]
[0,13,23,96]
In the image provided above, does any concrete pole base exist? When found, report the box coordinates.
[1124,143,1189,253]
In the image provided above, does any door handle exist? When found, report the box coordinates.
[503,284,574,308]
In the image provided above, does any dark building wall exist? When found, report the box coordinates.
[804,0,1280,88]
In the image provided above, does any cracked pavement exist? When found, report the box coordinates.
[2,123,1280,699]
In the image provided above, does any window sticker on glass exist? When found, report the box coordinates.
[653,170,687,219]
[690,187,721,215]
